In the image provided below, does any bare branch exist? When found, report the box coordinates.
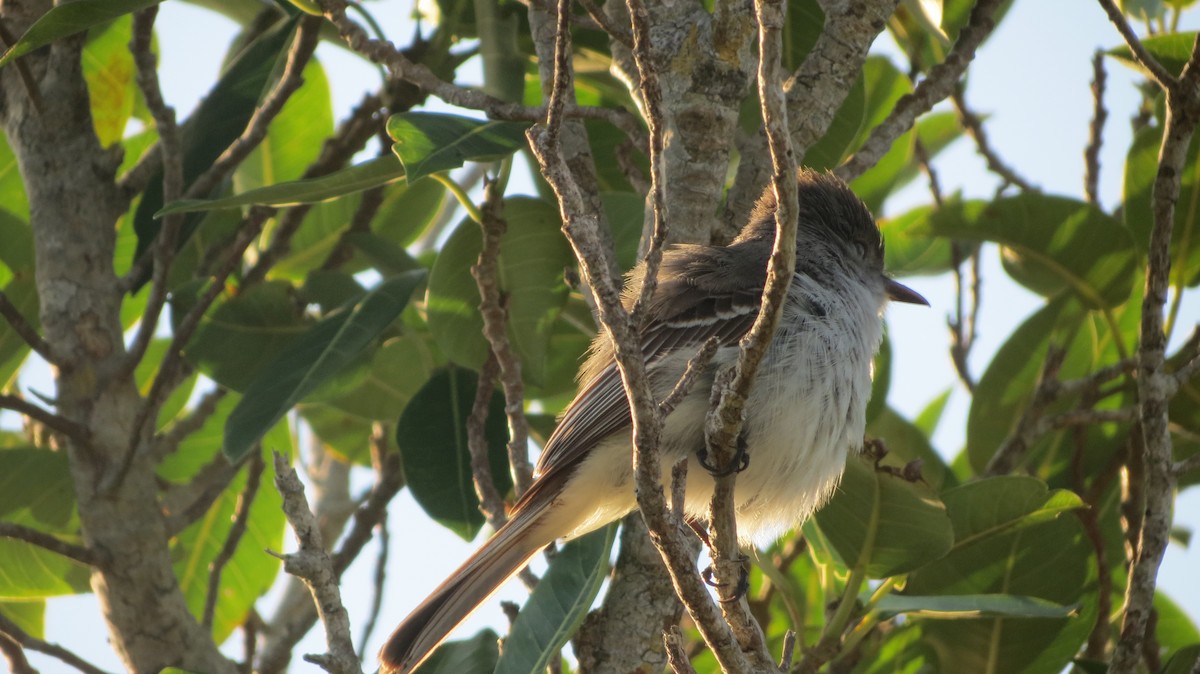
[152,388,228,461]
[837,0,1006,181]
[1085,50,1108,204]
[355,516,389,661]
[271,452,361,674]
[0,522,100,567]
[123,5,184,377]
[203,454,265,628]
[1095,0,1177,90]
[182,17,321,204]
[0,612,110,674]
[951,88,1037,192]
[0,394,89,443]
[473,179,534,495]
[1109,34,1200,674]
[0,291,52,363]
[0,632,36,674]
[526,0,749,668]
[467,353,512,527]
[664,626,699,674]
[313,0,643,140]
[578,0,634,47]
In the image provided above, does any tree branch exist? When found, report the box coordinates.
[1085,50,1108,204]
[270,452,360,674]
[1108,34,1200,674]
[838,0,1007,182]
[0,613,110,674]
[0,522,100,567]
[473,179,534,496]
[1095,0,1177,90]
[0,394,89,443]
[0,290,52,363]
[123,5,184,378]
[203,454,264,628]
[950,87,1036,192]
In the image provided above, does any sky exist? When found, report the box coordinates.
[11,0,1200,671]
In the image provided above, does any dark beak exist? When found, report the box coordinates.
[885,277,929,306]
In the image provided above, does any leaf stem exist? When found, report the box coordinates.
[430,172,483,223]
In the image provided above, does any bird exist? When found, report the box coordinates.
[378,168,928,673]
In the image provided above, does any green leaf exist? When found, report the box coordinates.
[1162,645,1200,674]
[782,0,824,71]
[0,209,37,389]
[927,194,1137,308]
[880,200,978,277]
[0,600,44,638]
[131,15,301,287]
[374,176,449,248]
[905,478,1097,674]
[805,75,865,171]
[426,198,572,385]
[812,453,954,578]
[172,280,310,392]
[158,396,289,643]
[872,593,1077,619]
[82,15,136,148]
[387,112,530,182]
[414,629,501,674]
[0,0,159,69]
[494,525,615,674]
[0,135,29,221]
[223,271,425,461]
[966,295,1135,474]
[1109,31,1197,77]
[864,331,891,425]
[157,151,406,217]
[939,477,1085,551]
[298,402,376,463]
[234,59,332,192]
[0,449,89,599]
[396,366,512,540]
[320,334,436,423]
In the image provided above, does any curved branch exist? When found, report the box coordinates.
[837,0,1007,182]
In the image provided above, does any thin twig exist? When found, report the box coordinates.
[257,427,405,672]
[473,179,534,495]
[0,394,89,443]
[985,347,1067,476]
[271,452,360,674]
[467,353,511,526]
[659,339,720,416]
[0,612,110,674]
[704,0,795,660]
[0,632,35,674]
[124,5,184,377]
[1096,0,1177,89]
[837,0,1007,181]
[577,0,633,47]
[663,626,699,674]
[181,16,321,204]
[152,387,228,461]
[355,516,388,661]
[0,19,44,115]
[314,0,644,141]
[203,454,265,628]
[1085,50,1108,204]
[625,0,670,321]
[0,291,52,363]
[0,522,100,567]
[951,88,1036,192]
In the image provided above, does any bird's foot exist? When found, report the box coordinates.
[701,555,750,602]
[697,433,750,477]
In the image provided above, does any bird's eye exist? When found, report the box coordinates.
[853,240,869,259]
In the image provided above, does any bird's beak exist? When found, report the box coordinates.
[885,278,929,306]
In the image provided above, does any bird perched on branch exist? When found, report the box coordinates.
[379,168,928,674]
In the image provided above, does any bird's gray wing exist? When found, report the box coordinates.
[527,243,767,488]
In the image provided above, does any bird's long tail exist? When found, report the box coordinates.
[377,502,552,674]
